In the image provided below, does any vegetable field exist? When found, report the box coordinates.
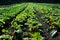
[0,3,60,40]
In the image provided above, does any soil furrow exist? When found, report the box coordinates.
[35,12,53,40]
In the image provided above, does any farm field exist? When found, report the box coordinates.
[0,3,60,40]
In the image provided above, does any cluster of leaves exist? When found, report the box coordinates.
[0,35,12,40]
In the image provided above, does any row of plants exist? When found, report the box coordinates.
[0,3,28,29]
[0,3,60,40]
[0,3,28,23]
[33,3,60,29]
[0,3,28,40]
[33,3,60,39]
[10,3,43,40]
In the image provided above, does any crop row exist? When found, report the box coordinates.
[11,3,43,40]
[33,3,60,40]
[0,3,28,40]
[0,3,60,40]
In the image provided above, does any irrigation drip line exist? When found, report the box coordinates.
[35,12,53,40]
